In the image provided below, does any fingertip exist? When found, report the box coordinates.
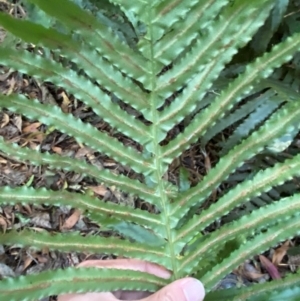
[180,278,205,301]
[147,277,205,301]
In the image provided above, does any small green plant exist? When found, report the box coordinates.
[1,0,300,300]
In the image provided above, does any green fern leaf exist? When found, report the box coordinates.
[201,214,300,290]
[0,267,167,301]
[205,269,300,300]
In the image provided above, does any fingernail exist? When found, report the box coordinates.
[181,279,204,301]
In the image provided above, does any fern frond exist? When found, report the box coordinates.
[220,94,283,154]
[107,0,147,16]
[0,94,152,175]
[0,267,168,301]
[26,0,149,82]
[1,230,169,267]
[176,152,300,248]
[0,48,151,145]
[250,0,289,56]
[201,214,300,291]
[205,270,300,301]
[180,193,300,276]
[171,99,300,220]
[259,78,300,100]
[151,0,228,65]
[201,89,278,146]
[0,137,162,203]
[140,0,200,46]
[157,0,273,99]
[0,187,163,232]
[0,12,149,111]
[162,30,300,162]
[1,0,300,298]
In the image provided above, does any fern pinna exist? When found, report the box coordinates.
[1,0,300,300]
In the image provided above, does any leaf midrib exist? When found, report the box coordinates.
[147,5,179,280]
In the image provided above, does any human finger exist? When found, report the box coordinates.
[78,259,171,279]
[141,277,205,301]
[58,259,171,301]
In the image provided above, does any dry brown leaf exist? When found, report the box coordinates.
[88,185,108,197]
[0,156,7,164]
[0,113,9,128]
[21,131,44,145]
[0,215,7,233]
[201,148,211,172]
[35,254,48,263]
[6,77,16,95]
[75,147,93,159]
[13,115,22,132]
[238,263,266,281]
[31,213,51,229]
[3,207,13,222]
[26,263,46,275]
[59,91,71,113]
[272,240,290,266]
[288,254,300,272]
[0,69,12,81]
[21,203,32,215]
[61,209,81,230]
[103,161,117,168]
[51,146,62,154]
[22,122,41,133]
[22,256,33,272]
[259,255,281,279]
[29,141,39,149]
[28,91,38,100]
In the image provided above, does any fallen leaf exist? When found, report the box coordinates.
[21,203,32,215]
[88,185,108,197]
[288,254,300,272]
[29,142,39,150]
[22,256,33,272]
[35,254,48,264]
[31,213,51,229]
[13,115,22,132]
[75,146,93,158]
[61,209,81,230]
[59,91,71,113]
[0,69,13,81]
[238,263,266,281]
[26,263,46,275]
[201,148,211,172]
[273,241,290,266]
[0,113,9,128]
[22,122,41,133]
[6,77,16,95]
[103,161,117,168]
[259,255,281,279]
[0,157,7,164]
[21,131,44,145]
[0,215,7,233]
[51,146,62,154]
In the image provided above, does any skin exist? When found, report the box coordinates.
[58,259,205,301]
